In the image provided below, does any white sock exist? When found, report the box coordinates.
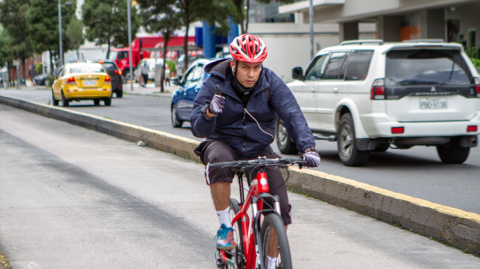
[268,256,277,269]
[216,207,232,228]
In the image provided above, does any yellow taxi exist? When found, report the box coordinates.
[52,62,113,107]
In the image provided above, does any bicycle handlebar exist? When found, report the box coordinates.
[208,156,306,169]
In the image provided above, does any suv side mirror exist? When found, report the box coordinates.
[292,67,304,80]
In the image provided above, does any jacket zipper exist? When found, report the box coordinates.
[242,108,247,156]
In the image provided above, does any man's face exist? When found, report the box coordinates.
[230,60,262,88]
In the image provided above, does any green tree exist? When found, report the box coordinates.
[0,27,14,86]
[82,0,140,59]
[173,0,236,73]
[138,0,182,92]
[26,0,76,74]
[0,27,13,68]
[0,0,33,80]
[66,15,85,60]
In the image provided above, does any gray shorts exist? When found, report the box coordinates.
[195,140,292,225]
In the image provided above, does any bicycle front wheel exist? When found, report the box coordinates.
[260,214,292,269]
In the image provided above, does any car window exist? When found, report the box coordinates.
[118,51,128,61]
[70,64,105,74]
[192,64,204,81]
[59,68,66,77]
[344,50,374,81]
[385,49,472,86]
[305,54,328,81]
[184,66,196,82]
[323,52,347,80]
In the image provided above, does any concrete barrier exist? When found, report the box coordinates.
[1,95,479,255]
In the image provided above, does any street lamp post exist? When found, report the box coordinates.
[58,1,73,67]
[58,0,63,67]
[127,0,133,91]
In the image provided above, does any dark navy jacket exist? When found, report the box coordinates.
[190,59,315,157]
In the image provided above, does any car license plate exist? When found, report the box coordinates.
[419,98,447,109]
[83,80,97,86]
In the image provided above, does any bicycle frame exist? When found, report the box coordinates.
[220,168,281,269]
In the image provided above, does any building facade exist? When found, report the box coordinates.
[279,0,480,43]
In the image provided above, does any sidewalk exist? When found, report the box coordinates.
[122,82,176,98]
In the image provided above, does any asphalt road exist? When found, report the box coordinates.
[1,103,480,268]
[1,88,479,217]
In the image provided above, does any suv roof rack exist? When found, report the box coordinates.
[340,39,384,46]
[402,39,444,43]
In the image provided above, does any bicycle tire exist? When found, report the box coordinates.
[229,198,244,268]
[260,214,292,269]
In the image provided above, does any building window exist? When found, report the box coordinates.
[248,0,295,23]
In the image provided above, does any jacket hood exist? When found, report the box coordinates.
[204,58,231,80]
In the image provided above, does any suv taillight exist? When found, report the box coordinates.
[114,70,122,75]
[371,79,385,100]
[67,77,76,85]
[475,78,480,98]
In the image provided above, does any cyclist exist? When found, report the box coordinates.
[191,34,320,259]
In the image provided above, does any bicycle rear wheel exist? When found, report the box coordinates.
[228,198,244,268]
[260,214,292,269]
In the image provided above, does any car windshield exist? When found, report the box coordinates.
[108,51,117,61]
[69,64,105,74]
[385,49,472,86]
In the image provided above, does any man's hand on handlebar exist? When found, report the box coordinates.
[302,147,321,168]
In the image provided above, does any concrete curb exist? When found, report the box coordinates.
[283,168,480,255]
[1,95,479,255]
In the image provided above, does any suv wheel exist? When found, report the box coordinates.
[276,118,298,154]
[116,90,123,98]
[436,138,470,164]
[337,113,370,166]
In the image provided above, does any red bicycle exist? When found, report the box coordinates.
[210,157,306,269]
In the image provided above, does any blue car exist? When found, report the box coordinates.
[171,58,213,128]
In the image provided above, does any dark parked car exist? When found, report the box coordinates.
[98,60,123,98]
[33,73,49,86]
[171,58,213,128]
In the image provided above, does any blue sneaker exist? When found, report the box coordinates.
[216,224,236,250]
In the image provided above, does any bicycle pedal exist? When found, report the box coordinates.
[216,258,225,267]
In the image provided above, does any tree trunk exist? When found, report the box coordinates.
[21,57,27,82]
[161,35,169,93]
[106,40,111,59]
[183,11,190,75]
[76,48,80,60]
[232,0,245,34]
[49,50,54,75]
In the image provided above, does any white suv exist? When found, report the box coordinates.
[277,39,480,166]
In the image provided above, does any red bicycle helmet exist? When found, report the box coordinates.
[229,34,268,63]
